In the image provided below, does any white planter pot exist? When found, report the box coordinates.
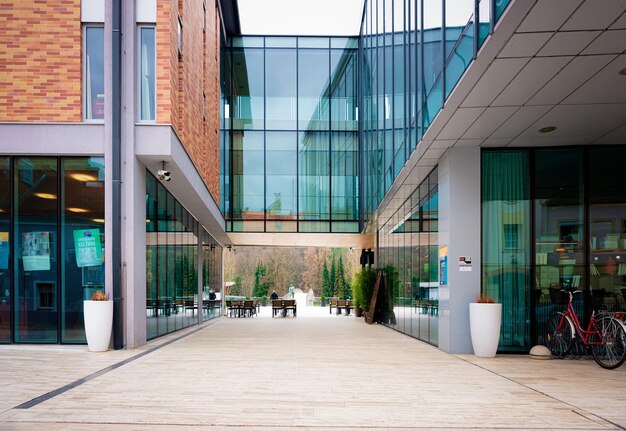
[469,302,502,358]
[83,300,113,352]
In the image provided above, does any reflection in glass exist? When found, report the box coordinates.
[0,158,9,343]
[61,158,105,343]
[14,158,58,343]
[232,49,264,130]
[139,27,156,121]
[85,26,104,120]
[298,49,330,130]
[232,131,264,221]
[482,151,531,351]
[266,132,297,219]
[266,49,297,130]
[299,132,330,222]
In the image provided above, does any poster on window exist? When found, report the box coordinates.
[22,231,51,271]
[0,232,8,270]
[73,229,102,268]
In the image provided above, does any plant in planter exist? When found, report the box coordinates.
[352,267,376,318]
[262,295,267,307]
[84,290,113,352]
[320,295,327,307]
[469,294,502,358]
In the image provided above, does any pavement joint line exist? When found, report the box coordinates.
[1,421,613,430]
[12,318,224,410]
[454,355,625,431]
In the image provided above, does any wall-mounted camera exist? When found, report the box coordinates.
[157,169,171,182]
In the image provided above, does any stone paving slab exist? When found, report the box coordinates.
[1,311,625,430]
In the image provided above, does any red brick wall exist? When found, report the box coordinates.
[0,0,82,122]
[156,0,220,204]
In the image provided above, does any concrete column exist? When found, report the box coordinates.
[120,0,147,348]
[438,147,481,354]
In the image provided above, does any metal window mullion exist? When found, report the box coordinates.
[9,157,14,343]
[57,157,62,344]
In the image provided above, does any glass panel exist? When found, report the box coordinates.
[444,21,474,98]
[299,132,330,220]
[330,50,358,131]
[139,27,156,121]
[265,37,296,48]
[588,147,626,313]
[266,49,297,130]
[478,0,491,48]
[331,37,358,49]
[146,173,158,340]
[266,132,297,220]
[482,150,531,351]
[331,132,358,221]
[298,49,330,130]
[423,0,442,99]
[232,49,264,130]
[14,158,58,343]
[534,148,585,347]
[85,27,104,120]
[0,157,9,343]
[298,37,329,48]
[495,0,511,22]
[232,36,264,48]
[61,157,105,343]
[266,221,297,232]
[299,221,330,233]
[232,131,264,220]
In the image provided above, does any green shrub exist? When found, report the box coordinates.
[352,267,377,311]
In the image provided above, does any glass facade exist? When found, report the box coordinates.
[146,172,222,341]
[84,26,105,121]
[360,0,510,222]
[482,147,626,352]
[0,157,104,344]
[222,36,359,233]
[379,168,438,345]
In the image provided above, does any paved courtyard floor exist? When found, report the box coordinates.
[1,306,625,430]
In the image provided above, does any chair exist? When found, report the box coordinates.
[283,299,296,317]
[272,300,283,318]
[329,299,338,314]
[184,299,196,316]
[243,300,256,317]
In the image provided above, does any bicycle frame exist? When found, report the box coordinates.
[557,291,602,347]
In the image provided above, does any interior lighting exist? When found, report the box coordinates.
[34,192,57,200]
[92,218,105,223]
[539,126,557,133]
[69,173,98,182]
[67,207,89,213]
[619,68,626,76]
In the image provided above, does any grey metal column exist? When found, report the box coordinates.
[112,0,123,350]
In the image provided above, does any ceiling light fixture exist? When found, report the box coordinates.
[539,126,557,133]
[33,192,57,200]
[69,173,98,182]
[67,207,89,213]
[92,218,105,223]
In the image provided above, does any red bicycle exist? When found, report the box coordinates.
[545,289,626,369]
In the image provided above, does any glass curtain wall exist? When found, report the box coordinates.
[223,37,359,233]
[146,172,221,340]
[379,168,438,345]
[361,0,510,222]
[482,146,626,352]
[0,157,104,344]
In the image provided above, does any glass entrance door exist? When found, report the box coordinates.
[13,158,59,343]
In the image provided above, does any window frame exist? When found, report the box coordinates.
[83,24,105,123]
[137,24,157,123]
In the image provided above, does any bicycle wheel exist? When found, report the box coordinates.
[545,313,574,358]
[590,317,626,370]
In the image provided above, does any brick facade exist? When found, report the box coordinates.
[157,0,220,204]
[0,0,82,122]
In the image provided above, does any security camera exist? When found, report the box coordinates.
[157,169,171,181]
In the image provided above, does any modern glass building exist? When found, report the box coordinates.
[2,0,625,353]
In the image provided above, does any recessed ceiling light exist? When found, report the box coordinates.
[33,192,57,200]
[67,207,89,213]
[69,173,98,182]
[0,208,5,213]
[619,67,626,76]
[92,218,105,223]
[539,126,557,133]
